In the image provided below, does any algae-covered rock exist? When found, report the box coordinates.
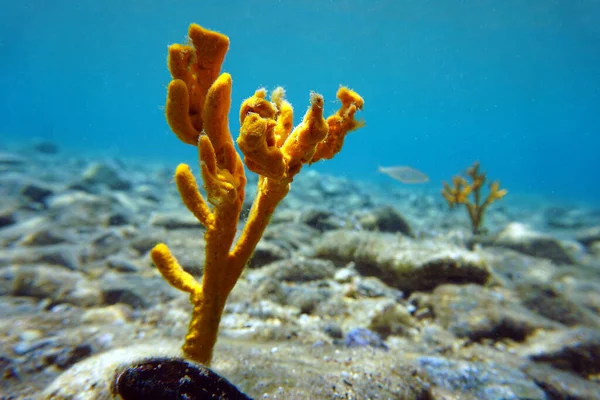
[427,284,562,341]
[315,230,489,292]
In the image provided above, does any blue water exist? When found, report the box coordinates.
[2,1,599,203]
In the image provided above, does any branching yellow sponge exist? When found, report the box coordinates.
[442,161,507,234]
[151,23,365,366]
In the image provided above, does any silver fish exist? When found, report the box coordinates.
[378,165,429,183]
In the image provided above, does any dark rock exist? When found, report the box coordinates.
[323,322,343,339]
[32,141,60,154]
[105,211,132,226]
[301,209,345,232]
[21,181,54,204]
[358,206,414,237]
[0,208,16,228]
[114,357,252,400]
[53,343,93,370]
[248,240,290,268]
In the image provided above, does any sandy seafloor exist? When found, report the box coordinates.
[1,140,600,399]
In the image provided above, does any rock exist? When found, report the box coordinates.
[106,256,142,273]
[417,356,546,400]
[521,327,600,377]
[351,276,402,299]
[428,284,562,341]
[260,257,336,282]
[21,180,54,204]
[590,241,600,256]
[323,322,343,339]
[53,343,94,370]
[315,230,490,293]
[10,265,102,307]
[366,300,416,337]
[576,225,600,248]
[129,232,163,254]
[0,152,26,169]
[134,184,161,202]
[482,222,577,264]
[344,328,388,350]
[104,211,132,227]
[524,362,600,400]
[0,208,16,228]
[32,140,60,154]
[150,210,202,230]
[301,209,346,232]
[283,286,332,314]
[516,281,600,328]
[19,228,70,246]
[40,342,181,400]
[262,222,320,254]
[48,191,118,228]
[81,162,131,191]
[87,230,127,262]
[0,216,48,247]
[358,206,414,237]
[248,277,286,306]
[1,244,82,270]
[248,240,290,268]
[480,247,559,288]
[81,304,133,325]
[114,357,252,399]
[333,266,358,283]
[100,273,176,309]
[544,206,600,230]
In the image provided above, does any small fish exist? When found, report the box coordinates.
[378,165,429,184]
